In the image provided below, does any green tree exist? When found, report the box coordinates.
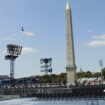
[84,71,92,77]
[77,71,92,78]
[102,68,105,79]
[92,72,101,78]
[77,72,85,78]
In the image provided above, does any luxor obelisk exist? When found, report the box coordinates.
[66,2,77,87]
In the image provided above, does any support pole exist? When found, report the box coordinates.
[45,63,48,75]
[10,59,14,79]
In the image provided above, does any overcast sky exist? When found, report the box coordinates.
[0,0,105,78]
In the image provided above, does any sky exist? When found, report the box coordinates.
[0,0,105,78]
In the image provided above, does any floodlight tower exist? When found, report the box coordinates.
[99,59,104,82]
[5,44,22,79]
[99,60,104,69]
[40,58,52,75]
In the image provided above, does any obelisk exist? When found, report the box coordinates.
[66,2,77,87]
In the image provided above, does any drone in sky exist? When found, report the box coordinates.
[21,27,24,31]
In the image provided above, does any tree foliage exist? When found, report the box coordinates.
[102,68,105,79]
[30,71,102,84]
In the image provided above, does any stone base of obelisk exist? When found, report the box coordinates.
[66,66,77,87]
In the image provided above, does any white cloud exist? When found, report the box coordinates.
[93,34,105,40]
[85,34,105,47]
[2,37,15,41]
[22,31,35,36]
[22,47,37,54]
[86,40,105,47]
